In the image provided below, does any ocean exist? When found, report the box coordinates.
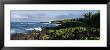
[11,22,58,34]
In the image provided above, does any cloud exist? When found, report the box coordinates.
[11,10,99,22]
[11,15,28,19]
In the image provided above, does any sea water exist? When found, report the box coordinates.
[11,22,58,34]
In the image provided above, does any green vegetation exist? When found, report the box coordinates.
[11,12,100,40]
[47,27,99,40]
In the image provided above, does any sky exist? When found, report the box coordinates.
[11,10,99,22]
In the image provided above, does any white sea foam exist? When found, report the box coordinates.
[10,29,15,34]
[25,27,42,31]
[11,29,25,34]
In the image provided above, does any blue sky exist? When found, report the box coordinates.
[11,10,99,22]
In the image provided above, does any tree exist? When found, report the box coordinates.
[82,12,100,38]
[83,12,100,28]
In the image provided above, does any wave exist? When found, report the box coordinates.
[11,22,59,34]
[11,28,26,34]
[25,27,42,31]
